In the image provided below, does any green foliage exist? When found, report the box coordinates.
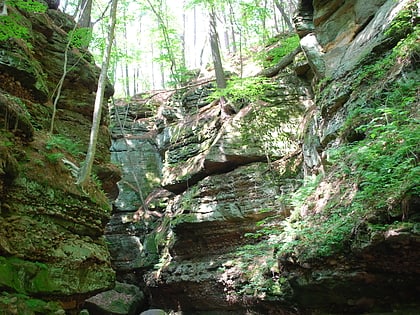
[46,134,82,157]
[384,1,418,41]
[0,0,47,41]
[44,152,64,163]
[244,175,354,262]
[256,63,418,261]
[354,4,419,87]
[44,134,82,164]
[337,19,419,208]
[169,65,198,87]
[334,78,420,210]
[273,175,354,260]
[68,27,93,49]
[276,19,419,262]
[209,76,275,104]
[279,207,355,260]
[1,140,13,147]
[225,241,290,299]
[0,15,29,41]
[144,0,186,87]
[283,175,321,211]
[209,75,303,158]
[260,34,300,68]
[11,0,47,12]
[235,1,274,45]
[0,292,63,314]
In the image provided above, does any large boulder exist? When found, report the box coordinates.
[84,282,145,315]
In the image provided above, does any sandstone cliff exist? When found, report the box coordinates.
[0,3,119,314]
[0,0,418,314]
[106,0,419,314]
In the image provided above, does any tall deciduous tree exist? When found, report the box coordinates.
[208,3,226,90]
[273,0,294,32]
[77,0,118,186]
[78,0,92,28]
[145,0,183,87]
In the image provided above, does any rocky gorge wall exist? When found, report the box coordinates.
[0,2,119,314]
[0,0,418,314]
[105,0,419,314]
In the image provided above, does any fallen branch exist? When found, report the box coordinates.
[257,46,302,78]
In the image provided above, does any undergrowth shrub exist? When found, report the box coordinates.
[250,7,419,263]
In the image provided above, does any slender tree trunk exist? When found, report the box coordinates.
[274,0,294,32]
[151,42,155,89]
[228,3,237,54]
[182,0,186,71]
[222,13,230,53]
[209,4,231,117]
[193,6,197,67]
[273,0,280,33]
[122,10,130,97]
[77,0,118,186]
[160,55,165,88]
[78,0,92,28]
[146,0,179,86]
[261,0,268,42]
[209,6,226,90]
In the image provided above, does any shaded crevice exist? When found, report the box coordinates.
[163,155,268,195]
[294,0,315,37]
[352,14,375,41]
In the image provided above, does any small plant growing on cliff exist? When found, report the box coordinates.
[209,76,274,105]
[258,34,300,68]
[68,27,93,49]
[0,0,47,41]
[46,134,82,157]
[385,1,418,41]
[44,152,64,163]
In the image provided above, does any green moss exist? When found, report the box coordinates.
[0,257,57,294]
[0,292,64,315]
[46,134,83,157]
[262,34,300,68]
[384,1,418,41]
[221,241,293,300]
[353,10,419,87]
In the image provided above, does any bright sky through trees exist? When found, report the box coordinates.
[58,0,297,97]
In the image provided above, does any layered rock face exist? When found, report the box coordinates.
[0,4,117,314]
[107,0,419,314]
[106,61,311,312]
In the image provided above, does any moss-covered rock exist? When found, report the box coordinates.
[0,2,117,313]
[0,292,65,315]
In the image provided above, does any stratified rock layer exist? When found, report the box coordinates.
[107,0,419,314]
[0,5,116,313]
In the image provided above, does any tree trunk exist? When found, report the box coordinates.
[228,2,237,54]
[78,0,92,28]
[209,6,226,90]
[77,0,118,186]
[273,0,294,32]
[122,9,130,97]
[257,45,301,77]
[146,0,179,86]
[193,6,197,67]
[1,0,7,16]
[209,4,231,117]
[182,0,187,71]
